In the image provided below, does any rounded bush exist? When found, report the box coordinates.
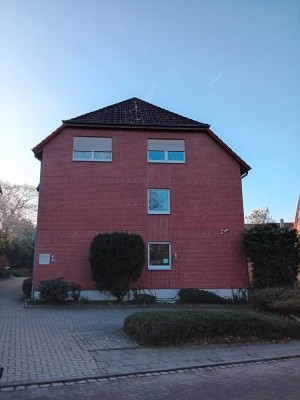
[90,232,145,301]
[132,293,156,305]
[179,289,227,304]
[22,277,32,298]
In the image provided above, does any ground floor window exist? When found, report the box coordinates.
[148,242,171,270]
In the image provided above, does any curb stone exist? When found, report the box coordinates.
[1,354,300,392]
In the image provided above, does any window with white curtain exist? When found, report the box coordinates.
[73,137,112,162]
[147,139,185,163]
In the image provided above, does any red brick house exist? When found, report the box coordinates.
[294,195,300,233]
[32,98,251,300]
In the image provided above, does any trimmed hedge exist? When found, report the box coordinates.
[250,287,300,316]
[179,289,227,304]
[243,226,300,288]
[123,310,300,346]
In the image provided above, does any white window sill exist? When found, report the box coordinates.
[72,158,112,162]
[147,160,185,164]
[148,211,170,215]
[148,266,172,270]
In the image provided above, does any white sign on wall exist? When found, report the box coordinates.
[39,254,51,265]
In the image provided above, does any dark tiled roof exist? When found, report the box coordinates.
[33,97,251,175]
[63,97,210,128]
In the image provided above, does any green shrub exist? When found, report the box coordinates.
[250,287,300,316]
[70,282,81,300]
[39,278,69,302]
[132,293,156,305]
[179,289,227,304]
[124,310,300,346]
[38,278,81,302]
[243,226,300,288]
[0,267,10,279]
[250,287,287,308]
[22,277,32,298]
[271,299,300,316]
[90,232,145,302]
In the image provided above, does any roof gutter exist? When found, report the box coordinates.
[62,122,210,130]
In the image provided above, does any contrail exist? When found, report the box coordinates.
[208,73,222,87]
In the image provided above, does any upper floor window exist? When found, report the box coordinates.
[73,137,112,162]
[148,139,185,163]
[148,189,170,214]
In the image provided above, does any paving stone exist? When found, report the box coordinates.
[1,277,300,389]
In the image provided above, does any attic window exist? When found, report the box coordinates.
[148,139,185,163]
[73,137,112,162]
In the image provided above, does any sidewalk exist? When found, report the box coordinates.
[1,277,300,387]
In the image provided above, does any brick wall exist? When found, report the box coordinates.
[33,126,249,290]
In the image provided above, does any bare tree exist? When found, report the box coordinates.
[245,207,275,224]
[0,180,38,239]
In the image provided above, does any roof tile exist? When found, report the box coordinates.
[63,97,209,128]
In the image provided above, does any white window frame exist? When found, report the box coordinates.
[73,150,112,162]
[148,242,172,270]
[148,189,170,215]
[147,150,185,163]
[39,254,51,265]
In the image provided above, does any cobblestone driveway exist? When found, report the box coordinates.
[1,277,300,387]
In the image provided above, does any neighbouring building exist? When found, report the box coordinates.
[32,98,251,300]
[294,195,300,233]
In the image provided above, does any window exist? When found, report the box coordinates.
[148,139,185,163]
[73,137,112,161]
[148,243,171,270]
[148,189,170,214]
[39,254,51,265]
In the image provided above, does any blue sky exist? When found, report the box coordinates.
[1,0,299,221]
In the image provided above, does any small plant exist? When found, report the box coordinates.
[231,288,248,304]
[38,277,69,302]
[179,289,227,304]
[38,278,82,302]
[22,277,32,298]
[132,290,156,305]
[69,282,81,300]
[78,295,91,304]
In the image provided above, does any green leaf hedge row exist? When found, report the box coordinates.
[124,310,300,346]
